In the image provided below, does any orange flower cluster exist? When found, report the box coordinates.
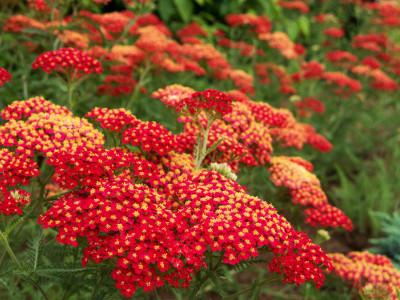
[152,84,195,108]
[225,14,272,34]
[217,38,263,57]
[268,156,353,230]
[0,98,104,158]
[328,252,400,299]
[0,67,12,86]
[3,15,46,33]
[259,32,303,59]
[278,1,310,13]
[1,96,71,120]
[0,148,40,187]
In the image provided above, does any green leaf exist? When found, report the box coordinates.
[5,217,24,237]
[172,0,194,23]
[298,16,310,39]
[21,27,48,36]
[287,20,299,40]
[158,0,175,22]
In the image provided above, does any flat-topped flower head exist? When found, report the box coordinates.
[0,67,12,86]
[328,252,400,299]
[85,107,139,132]
[177,89,233,118]
[305,204,354,231]
[1,96,71,120]
[122,121,177,156]
[152,84,195,109]
[32,47,103,81]
[0,187,31,216]
[0,149,40,186]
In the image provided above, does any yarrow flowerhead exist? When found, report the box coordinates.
[328,252,400,299]
[122,121,178,156]
[85,107,139,132]
[177,89,233,118]
[0,187,31,216]
[1,96,71,120]
[0,67,12,86]
[0,149,40,186]
[32,47,103,81]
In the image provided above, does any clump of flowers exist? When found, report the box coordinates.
[177,89,233,118]
[122,121,178,156]
[32,47,103,81]
[328,252,400,299]
[0,188,31,216]
[85,107,139,132]
[0,149,40,186]
[0,67,12,86]
[1,96,71,120]
[268,156,353,230]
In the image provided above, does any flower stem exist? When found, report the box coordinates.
[195,120,212,170]
[126,58,151,111]
[0,230,22,270]
[222,275,281,300]
[184,272,211,300]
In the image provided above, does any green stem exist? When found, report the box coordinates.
[67,81,75,110]
[195,121,212,170]
[184,272,211,300]
[222,275,281,300]
[89,272,103,300]
[125,58,152,111]
[0,230,22,270]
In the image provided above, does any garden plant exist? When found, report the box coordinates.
[0,0,400,299]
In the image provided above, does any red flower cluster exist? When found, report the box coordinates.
[325,50,358,66]
[278,1,310,13]
[0,67,12,86]
[295,97,325,117]
[268,156,353,230]
[177,89,233,117]
[305,204,354,231]
[328,252,400,299]
[32,47,103,80]
[1,96,71,120]
[225,14,272,34]
[259,32,302,60]
[322,71,362,96]
[0,148,40,186]
[177,22,208,44]
[171,169,332,288]
[122,121,177,155]
[85,107,139,132]
[0,187,31,216]
[323,28,345,38]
